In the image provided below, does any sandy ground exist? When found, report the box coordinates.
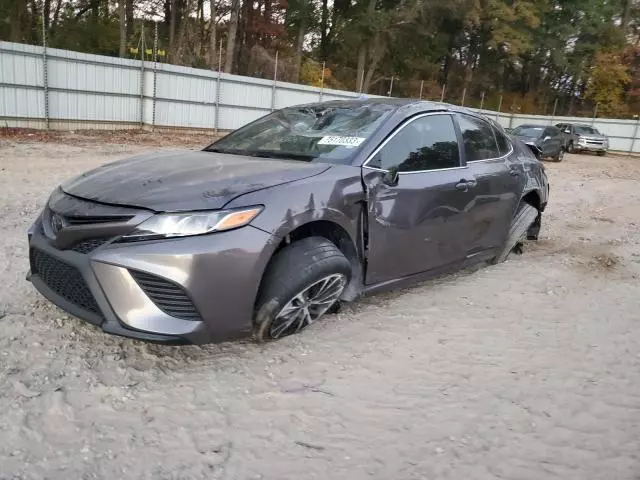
[0,134,639,480]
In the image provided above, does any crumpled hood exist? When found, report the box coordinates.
[61,150,331,212]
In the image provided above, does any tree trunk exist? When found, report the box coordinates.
[209,0,217,68]
[169,0,177,60]
[126,0,134,43]
[197,0,205,57]
[292,17,307,82]
[356,45,366,91]
[43,0,51,31]
[225,0,241,73]
[320,0,328,60]
[119,0,127,57]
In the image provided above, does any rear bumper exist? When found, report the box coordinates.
[27,223,276,344]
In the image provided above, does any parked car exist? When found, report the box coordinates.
[27,99,549,344]
[555,123,608,155]
[510,124,565,161]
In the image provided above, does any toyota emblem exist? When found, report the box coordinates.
[51,213,64,234]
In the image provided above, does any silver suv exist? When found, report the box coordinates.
[555,123,608,156]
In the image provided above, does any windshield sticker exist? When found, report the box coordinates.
[317,136,366,147]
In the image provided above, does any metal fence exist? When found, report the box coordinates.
[1,40,640,154]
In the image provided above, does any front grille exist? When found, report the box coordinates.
[71,238,109,254]
[129,270,200,320]
[65,215,133,226]
[30,248,101,315]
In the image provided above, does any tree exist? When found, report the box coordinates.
[585,51,631,117]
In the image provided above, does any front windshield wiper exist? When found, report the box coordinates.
[246,150,318,162]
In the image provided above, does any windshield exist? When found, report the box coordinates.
[574,126,600,135]
[511,126,544,137]
[204,103,394,164]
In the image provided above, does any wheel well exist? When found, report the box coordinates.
[260,221,363,302]
[522,190,541,211]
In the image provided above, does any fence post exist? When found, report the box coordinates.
[41,9,50,129]
[495,95,502,122]
[152,22,158,131]
[215,40,222,134]
[419,80,424,100]
[139,23,145,128]
[508,114,514,129]
[387,76,394,97]
[480,91,485,110]
[440,83,446,102]
[629,115,640,156]
[271,50,278,111]
[591,103,598,126]
[319,61,325,102]
[461,87,466,106]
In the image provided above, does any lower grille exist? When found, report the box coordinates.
[71,238,109,254]
[30,248,101,315]
[129,270,200,320]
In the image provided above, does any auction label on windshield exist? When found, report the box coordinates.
[318,136,366,147]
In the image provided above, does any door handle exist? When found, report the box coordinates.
[509,168,521,177]
[455,179,477,191]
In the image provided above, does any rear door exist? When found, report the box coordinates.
[362,112,479,285]
[455,114,522,255]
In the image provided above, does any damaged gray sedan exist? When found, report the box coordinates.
[27,99,549,344]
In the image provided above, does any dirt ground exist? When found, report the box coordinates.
[1,133,639,480]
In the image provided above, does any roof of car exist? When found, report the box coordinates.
[296,97,481,116]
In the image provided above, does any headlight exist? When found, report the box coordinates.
[119,206,263,241]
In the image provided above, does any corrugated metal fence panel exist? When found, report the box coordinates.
[221,74,272,111]
[2,41,640,152]
[0,42,45,120]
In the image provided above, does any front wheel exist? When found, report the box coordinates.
[254,237,351,342]
[567,142,575,154]
[491,203,539,264]
[554,148,564,162]
[597,151,606,157]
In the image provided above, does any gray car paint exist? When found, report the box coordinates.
[62,150,331,211]
[27,99,549,344]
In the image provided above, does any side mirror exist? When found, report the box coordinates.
[382,167,400,187]
[565,129,571,133]
[543,135,551,141]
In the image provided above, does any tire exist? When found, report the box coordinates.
[567,142,575,154]
[254,237,351,342]
[597,151,606,157]
[491,203,539,264]
[553,147,564,162]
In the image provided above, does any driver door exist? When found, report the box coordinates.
[362,113,478,285]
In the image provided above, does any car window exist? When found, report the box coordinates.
[370,114,460,172]
[206,103,394,165]
[574,125,599,135]
[494,127,512,156]
[456,114,500,161]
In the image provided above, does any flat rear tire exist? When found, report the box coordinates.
[491,203,539,264]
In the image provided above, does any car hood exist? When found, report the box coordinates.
[61,150,331,212]
[512,134,540,143]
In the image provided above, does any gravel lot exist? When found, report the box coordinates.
[1,133,640,480]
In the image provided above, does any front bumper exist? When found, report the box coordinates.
[575,143,607,152]
[27,222,276,344]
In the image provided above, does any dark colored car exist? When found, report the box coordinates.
[510,124,564,161]
[555,123,608,155]
[27,99,549,344]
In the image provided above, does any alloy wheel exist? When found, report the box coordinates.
[269,274,347,339]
